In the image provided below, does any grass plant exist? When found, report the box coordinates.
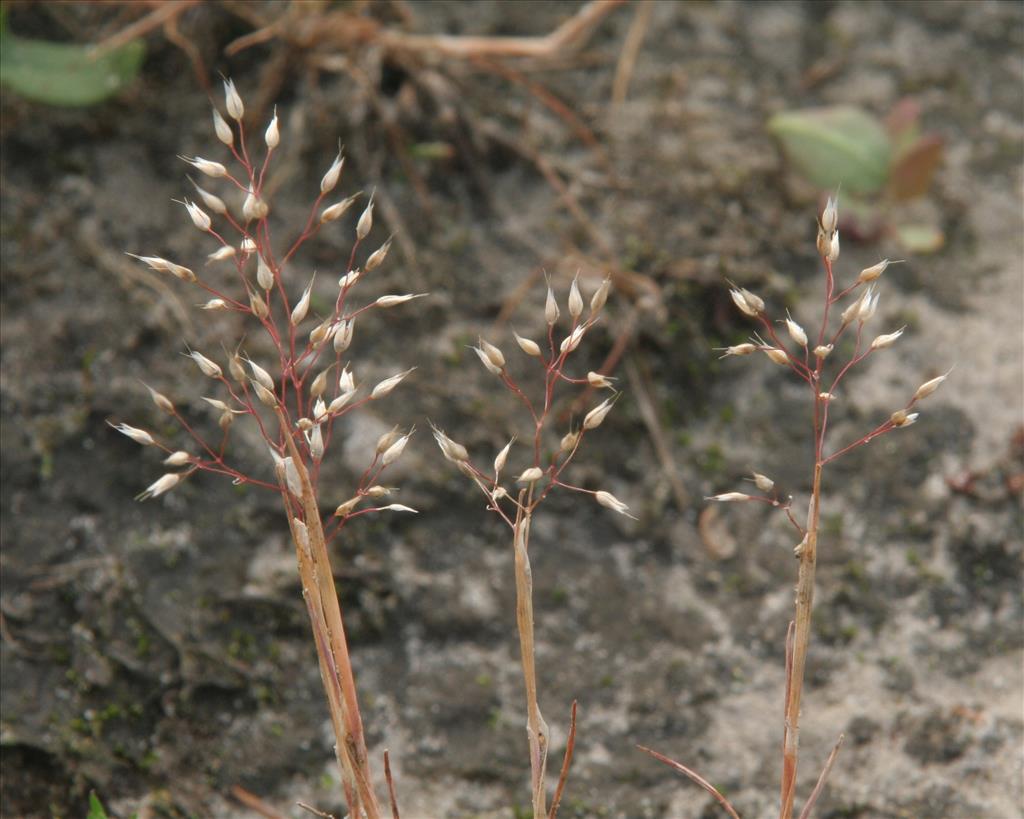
[431,274,631,817]
[109,78,950,818]
[110,79,424,818]
[640,196,949,817]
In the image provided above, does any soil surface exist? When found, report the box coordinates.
[2,2,1022,818]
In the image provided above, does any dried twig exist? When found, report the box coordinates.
[469,55,600,149]
[89,0,198,56]
[610,0,654,105]
[229,785,288,819]
[479,121,612,256]
[624,353,690,510]
[297,802,337,819]
[381,0,626,61]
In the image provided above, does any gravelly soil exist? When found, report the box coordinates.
[1,2,1021,818]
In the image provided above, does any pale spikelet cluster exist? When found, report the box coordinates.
[432,272,626,814]
[710,197,949,519]
[435,274,634,522]
[112,79,422,519]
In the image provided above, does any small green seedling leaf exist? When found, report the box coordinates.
[410,141,455,161]
[895,223,944,254]
[88,791,110,819]
[768,106,892,196]
[0,15,145,107]
[888,134,944,202]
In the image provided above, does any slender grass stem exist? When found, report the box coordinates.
[513,505,550,818]
[780,462,822,818]
[277,408,382,819]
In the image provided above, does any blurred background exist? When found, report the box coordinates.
[1,2,1021,817]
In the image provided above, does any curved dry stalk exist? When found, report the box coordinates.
[797,734,845,819]
[297,801,337,819]
[548,700,579,819]
[638,729,844,819]
[610,0,654,105]
[230,784,288,819]
[637,745,741,819]
[90,0,198,55]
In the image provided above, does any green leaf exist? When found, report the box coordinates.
[410,141,455,161]
[88,791,110,819]
[0,21,145,107]
[768,106,892,196]
[895,223,944,254]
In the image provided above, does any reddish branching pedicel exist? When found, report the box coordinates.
[112,79,421,819]
[432,273,629,818]
[434,273,633,530]
[648,197,949,819]
[712,200,949,521]
[116,81,420,530]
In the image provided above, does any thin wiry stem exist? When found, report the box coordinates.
[548,700,579,819]
[384,750,401,819]
[637,745,741,819]
[797,735,845,819]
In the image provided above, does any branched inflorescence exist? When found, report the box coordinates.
[432,273,629,818]
[111,79,421,819]
[433,273,632,529]
[708,196,949,535]
[644,197,949,819]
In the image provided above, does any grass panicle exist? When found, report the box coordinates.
[110,78,428,819]
[649,196,947,818]
[433,273,628,816]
